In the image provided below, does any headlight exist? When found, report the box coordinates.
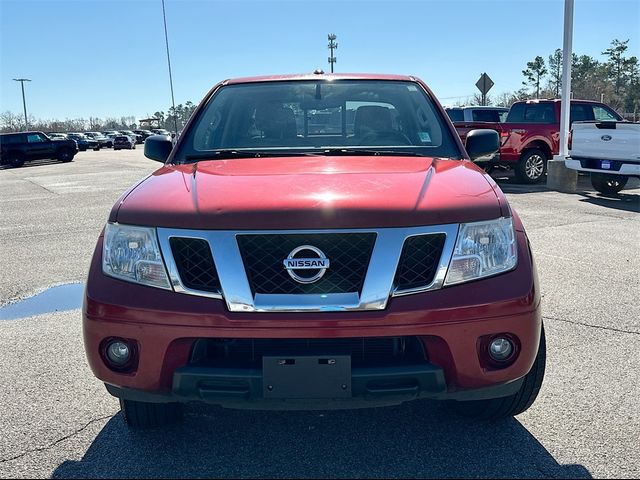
[444,217,517,286]
[102,223,171,289]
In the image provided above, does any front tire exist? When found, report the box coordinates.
[448,326,546,420]
[515,148,547,184]
[57,148,74,162]
[119,399,182,429]
[591,173,628,196]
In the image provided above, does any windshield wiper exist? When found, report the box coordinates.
[318,148,428,157]
[183,150,319,163]
[182,148,428,163]
[184,150,259,162]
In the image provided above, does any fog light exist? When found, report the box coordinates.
[489,337,514,361]
[106,340,130,366]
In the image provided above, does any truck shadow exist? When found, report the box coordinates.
[493,171,640,212]
[52,401,591,479]
[577,191,640,213]
[0,158,66,170]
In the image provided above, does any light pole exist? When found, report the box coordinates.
[328,34,337,73]
[13,78,31,130]
[547,0,578,193]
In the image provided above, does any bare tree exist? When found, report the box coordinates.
[0,111,24,132]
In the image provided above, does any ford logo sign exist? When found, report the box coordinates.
[601,135,612,141]
[283,245,330,284]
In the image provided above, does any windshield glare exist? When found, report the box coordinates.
[176,80,460,162]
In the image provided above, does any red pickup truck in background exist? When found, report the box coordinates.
[453,99,623,183]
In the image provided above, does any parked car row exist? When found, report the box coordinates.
[41,129,172,150]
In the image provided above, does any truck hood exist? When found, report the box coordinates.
[112,156,504,229]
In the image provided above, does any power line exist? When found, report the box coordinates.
[439,94,475,100]
[161,0,178,138]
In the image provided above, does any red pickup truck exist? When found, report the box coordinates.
[454,99,623,183]
[84,73,544,428]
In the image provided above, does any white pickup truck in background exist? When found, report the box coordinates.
[566,121,640,195]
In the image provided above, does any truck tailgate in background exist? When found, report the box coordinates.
[570,121,640,163]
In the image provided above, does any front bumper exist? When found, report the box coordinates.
[83,225,541,408]
[106,363,525,410]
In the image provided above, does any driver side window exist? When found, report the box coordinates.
[26,133,46,143]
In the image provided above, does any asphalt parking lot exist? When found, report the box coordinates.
[0,149,638,479]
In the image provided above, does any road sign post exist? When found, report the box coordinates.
[475,73,494,106]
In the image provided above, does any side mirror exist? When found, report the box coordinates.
[144,135,173,163]
[465,129,500,161]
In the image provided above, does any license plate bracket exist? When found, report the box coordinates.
[262,355,351,399]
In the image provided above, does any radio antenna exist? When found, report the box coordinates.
[161,0,178,139]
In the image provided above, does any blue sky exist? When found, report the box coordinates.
[1,0,638,120]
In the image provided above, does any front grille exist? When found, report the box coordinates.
[170,237,221,293]
[190,337,427,368]
[394,234,446,291]
[237,233,376,295]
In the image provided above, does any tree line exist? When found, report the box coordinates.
[472,38,638,118]
[0,102,198,134]
[1,38,638,133]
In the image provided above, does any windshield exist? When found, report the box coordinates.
[175,80,461,162]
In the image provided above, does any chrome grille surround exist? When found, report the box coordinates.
[157,224,459,313]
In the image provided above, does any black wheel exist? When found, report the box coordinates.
[119,398,182,429]
[591,173,628,196]
[93,146,101,151]
[6,152,25,168]
[132,143,136,149]
[448,326,546,420]
[515,148,547,184]
[57,148,74,162]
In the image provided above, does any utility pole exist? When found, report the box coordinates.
[327,34,337,73]
[13,78,31,130]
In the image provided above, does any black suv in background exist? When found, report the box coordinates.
[0,131,78,167]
